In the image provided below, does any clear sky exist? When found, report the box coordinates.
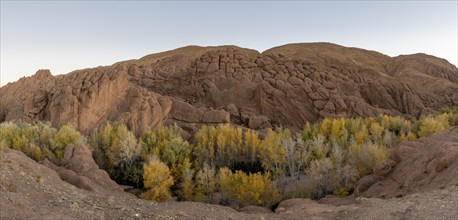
[1,1,457,86]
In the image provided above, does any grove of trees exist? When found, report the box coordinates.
[1,110,457,208]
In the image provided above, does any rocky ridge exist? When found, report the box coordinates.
[1,43,457,136]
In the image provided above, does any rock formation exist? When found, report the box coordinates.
[356,127,458,198]
[40,144,123,195]
[1,43,457,136]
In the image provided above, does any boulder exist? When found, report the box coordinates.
[170,100,202,123]
[42,144,123,194]
[248,115,271,130]
[201,109,230,123]
[226,104,239,116]
[63,144,98,173]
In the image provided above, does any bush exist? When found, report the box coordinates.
[417,115,446,137]
[224,170,281,207]
[352,142,388,176]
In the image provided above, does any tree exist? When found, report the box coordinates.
[193,124,262,170]
[243,129,261,164]
[0,121,83,164]
[193,125,218,168]
[88,122,142,186]
[141,158,174,202]
[330,118,343,141]
[52,125,83,162]
[308,134,329,161]
[217,167,232,203]
[352,142,388,176]
[281,135,310,178]
[302,121,315,141]
[259,129,288,176]
[354,125,368,146]
[227,170,281,207]
[177,158,195,201]
[306,158,335,199]
[194,163,217,202]
[140,125,190,166]
[319,118,332,137]
[369,122,383,144]
[141,125,191,183]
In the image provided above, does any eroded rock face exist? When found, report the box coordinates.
[1,43,457,135]
[356,127,458,198]
[40,144,123,194]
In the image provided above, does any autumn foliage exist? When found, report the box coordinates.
[1,110,456,206]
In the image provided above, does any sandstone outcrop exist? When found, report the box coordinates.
[356,127,458,198]
[1,43,457,136]
[40,144,123,195]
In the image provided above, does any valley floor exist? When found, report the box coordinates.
[1,147,457,220]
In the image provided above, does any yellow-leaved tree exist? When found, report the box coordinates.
[177,158,195,201]
[259,128,289,176]
[141,158,174,202]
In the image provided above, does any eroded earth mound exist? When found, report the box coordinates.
[40,144,123,195]
[1,43,457,136]
[356,127,458,198]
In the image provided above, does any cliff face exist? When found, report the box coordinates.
[1,43,457,135]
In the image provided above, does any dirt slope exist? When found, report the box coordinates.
[356,127,458,198]
[1,43,457,136]
[0,148,248,220]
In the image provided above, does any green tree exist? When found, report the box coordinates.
[88,122,142,186]
[140,125,191,183]
[52,125,83,162]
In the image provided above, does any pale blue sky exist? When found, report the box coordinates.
[1,1,457,86]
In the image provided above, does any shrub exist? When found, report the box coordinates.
[226,170,281,207]
[352,142,388,176]
[333,188,350,197]
[417,116,446,137]
[306,158,335,199]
